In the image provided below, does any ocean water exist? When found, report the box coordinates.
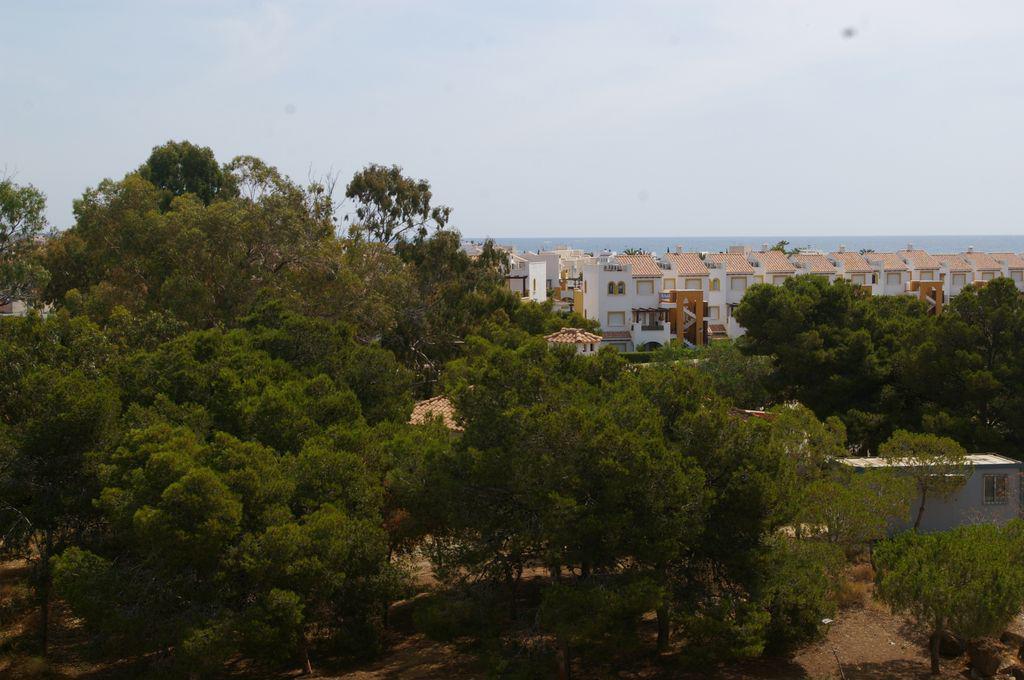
[464,235,1024,255]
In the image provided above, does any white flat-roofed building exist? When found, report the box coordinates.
[838,453,1022,533]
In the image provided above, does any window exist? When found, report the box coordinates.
[607,311,626,327]
[730,277,747,292]
[684,278,702,289]
[662,277,676,290]
[984,474,1009,505]
[952,273,966,286]
[588,343,594,352]
[851,274,865,285]
[607,282,616,295]
[706,306,720,320]
[920,270,935,281]
[637,279,654,295]
[982,271,995,281]
[753,275,764,284]
[886,272,901,286]
[1012,271,1023,282]
[772,275,788,285]
[710,279,720,291]
[532,278,537,293]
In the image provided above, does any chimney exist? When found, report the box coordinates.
[967,245,975,253]
[761,243,770,252]
[675,244,684,254]
[838,244,846,253]
[906,242,914,251]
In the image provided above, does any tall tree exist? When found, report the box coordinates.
[344,164,451,245]
[137,139,231,209]
[878,430,970,530]
[0,177,49,306]
[875,522,1024,675]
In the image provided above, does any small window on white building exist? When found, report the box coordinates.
[984,474,1009,505]
[706,306,720,320]
[772,275,788,285]
[1012,271,1023,282]
[920,270,935,281]
[684,278,702,290]
[851,274,866,285]
[608,282,615,295]
[953,273,966,286]
[886,272,901,286]
[607,311,626,327]
[730,277,747,292]
[662,277,676,290]
[982,271,995,281]
[710,279,720,291]
[637,279,655,295]
[617,281,626,295]
[753,275,764,284]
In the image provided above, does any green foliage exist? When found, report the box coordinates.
[879,430,970,530]
[345,163,451,245]
[800,469,913,549]
[875,522,1024,672]
[0,177,49,306]
[137,140,231,209]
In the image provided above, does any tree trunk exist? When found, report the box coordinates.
[301,637,313,675]
[913,486,928,531]
[656,602,670,653]
[929,620,943,675]
[39,528,53,655]
[382,545,394,630]
[556,637,572,680]
[504,561,520,620]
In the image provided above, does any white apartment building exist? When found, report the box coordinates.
[580,253,672,351]
[992,253,1024,290]
[704,250,755,338]
[506,253,547,304]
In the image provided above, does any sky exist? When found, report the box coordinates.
[2,0,1024,237]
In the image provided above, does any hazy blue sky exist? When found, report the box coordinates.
[3,1,1023,236]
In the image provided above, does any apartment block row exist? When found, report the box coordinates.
[495,243,1024,352]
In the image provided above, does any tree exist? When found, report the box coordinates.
[344,164,451,245]
[878,430,970,530]
[875,522,1024,674]
[1,368,120,652]
[799,468,913,550]
[0,177,49,306]
[137,139,231,209]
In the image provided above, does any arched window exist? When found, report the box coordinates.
[710,279,721,291]
[607,282,615,295]
[617,281,626,295]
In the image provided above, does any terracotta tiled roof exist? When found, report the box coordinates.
[602,330,632,341]
[993,252,1024,269]
[750,250,796,274]
[963,251,1003,271]
[935,254,972,273]
[616,253,663,278]
[707,323,729,338]
[865,252,909,271]
[410,396,461,431]
[545,327,603,344]
[705,252,755,275]
[829,251,874,274]
[898,249,941,270]
[791,253,836,275]
[663,252,709,276]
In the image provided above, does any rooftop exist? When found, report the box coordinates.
[898,249,941,270]
[838,453,1020,468]
[705,252,755,275]
[935,254,972,273]
[750,250,796,274]
[545,327,603,344]
[829,251,874,274]
[409,396,462,431]
[864,252,909,271]
[992,253,1024,269]
[663,252,709,276]
[791,252,836,275]
[616,253,663,278]
[962,251,1003,270]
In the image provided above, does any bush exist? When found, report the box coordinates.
[848,562,875,583]
[837,579,870,609]
[617,351,654,364]
[412,590,503,643]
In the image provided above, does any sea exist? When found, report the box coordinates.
[462,235,1024,255]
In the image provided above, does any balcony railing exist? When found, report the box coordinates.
[640,323,665,331]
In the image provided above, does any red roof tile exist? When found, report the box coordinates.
[750,250,796,274]
[791,253,836,274]
[545,328,603,344]
[616,253,663,278]
[705,252,755,275]
[829,251,874,274]
[663,252,709,276]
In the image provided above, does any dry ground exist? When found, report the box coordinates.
[4,557,1018,679]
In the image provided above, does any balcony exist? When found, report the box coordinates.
[640,323,664,331]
